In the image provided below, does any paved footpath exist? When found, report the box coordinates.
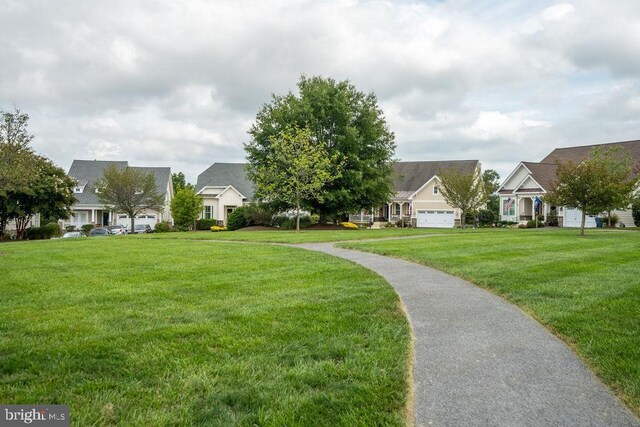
[297,243,639,427]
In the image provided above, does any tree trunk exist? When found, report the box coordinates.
[460,210,466,229]
[130,214,135,235]
[607,211,611,227]
[580,209,586,237]
[296,201,301,232]
[15,216,30,240]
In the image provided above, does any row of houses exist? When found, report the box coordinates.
[62,139,640,230]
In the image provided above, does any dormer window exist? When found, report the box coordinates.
[74,187,82,193]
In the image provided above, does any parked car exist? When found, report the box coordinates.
[61,231,85,238]
[89,228,111,237]
[132,224,154,234]
[107,224,127,235]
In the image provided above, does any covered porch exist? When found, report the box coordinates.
[62,208,113,229]
[349,200,412,225]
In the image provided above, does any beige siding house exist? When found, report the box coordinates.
[350,160,481,228]
[498,140,640,227]
[196,163,254,225]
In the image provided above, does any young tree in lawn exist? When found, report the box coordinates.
[247,126,341,231]
[95,165,165,233]
[170,187,204,230]
[545,147,638,236]
[246,75,396,222]
[438,167,487,229]
[8,156,76,239]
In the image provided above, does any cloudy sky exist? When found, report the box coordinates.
[2,0,639,183]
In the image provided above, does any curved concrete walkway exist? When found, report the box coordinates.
[297,243,639,427]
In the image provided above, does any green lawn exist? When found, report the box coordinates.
[143,227,468,244]
[339,228,640,416]
[0,238,411,426]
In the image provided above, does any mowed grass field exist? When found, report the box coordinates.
[0,238,411,426]
[339,228,640,416]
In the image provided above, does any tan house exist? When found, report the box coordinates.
[64,160,174,230]
[196,163,254,225]
[498,140,640,227]
[350,160,481,228]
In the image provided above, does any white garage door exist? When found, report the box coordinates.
[416,210,455,228]
[116,214,158,228]
[564,208,597,228]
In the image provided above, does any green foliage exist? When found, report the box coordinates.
[525,219,545,228]
[247,125,341,231]
[605,213,619,227]
[632,197,640,226]
[226,207,250,231]
[478,209,496,226]
[0,108,36,198]
[273,215,311,230]
[96,165,165,232]
[154,221,172,233]
[545,147,638,236]
[195,218,217,230]
[244,203,276,226]
[170,187,204,230]
[546,210,559,226]
[80,224,94,233]
[438,167,487,228]
[25,222,61,240]
[171,171,194,192]
[246,75,396,219]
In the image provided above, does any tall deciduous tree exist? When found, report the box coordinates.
[95,165,165,232]
[8,156,76,239]
[0,109,36,197]
[545,147,638,236]
[246,75,396,221]
[482,169,501,217]
[247,126,341,231]
[438,167,487,228]
[170,187,203,230]
[172,172,194,192]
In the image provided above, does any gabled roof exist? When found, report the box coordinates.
[393,160,479,192]
[68,160,171,206]
[541,139,640,164]
[520,162,558,192]
[196,163,255,200]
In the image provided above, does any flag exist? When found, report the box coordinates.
[534,196,541,213]
[505,197,513,210]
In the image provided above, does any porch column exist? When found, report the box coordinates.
[399,202,405,227]
[543,201,547,222]
[387,203,392,222]
[92,209,96,224]
[514,196,519,221]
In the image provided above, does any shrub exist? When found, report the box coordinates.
[155,221,172,233]
[340,222,358,229]
[546,211,559,227]
[81,224,94,233]
[244,203,275,226]
[273,215,311,230]
[227,207,250,231]
[310,214,320,225]
[383,222,396,228]
[604,213,619,227]
[25,222,61,240]
[477,209,496,226]
[195,219,217,230]
[210,226,227,232]
[525,219,545,228]
[633,198,640,226]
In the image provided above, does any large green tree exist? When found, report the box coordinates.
[172,172,194,192]
[545,147,638,236]
[438,167,488,228]
[170,187,204,230]
[0,109,36,198]
[248,126,341,231]
[482,169,501,217]
[7,156,76,239]
[95,165,165,232]
[246,75,396,221]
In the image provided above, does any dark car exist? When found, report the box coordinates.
[107,224,127,235]
[132,224,154,234]
[89,227,111,237]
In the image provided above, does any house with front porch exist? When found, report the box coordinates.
[196,163,254,225]
[350,160,481,228]
[498,139,640,227]
[64,160,173,230]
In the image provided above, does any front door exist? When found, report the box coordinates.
[102,211,110,227]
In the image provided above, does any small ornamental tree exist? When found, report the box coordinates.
[545,147,638,236]
[170,187,204,230]
[247,126,341,231]
[96,165,165,232]
[438,167,487,229]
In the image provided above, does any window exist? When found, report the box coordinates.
[394,204,400,215]
[433,185,439,195]
[502,198,516,216]
[204,206,212,219]
[74,187,82,193]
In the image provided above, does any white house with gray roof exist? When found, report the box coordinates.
[64,160,173,230]
[196,163,255,225]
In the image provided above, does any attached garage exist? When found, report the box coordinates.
[116,214,158,228]
[563,208,597,228]
[416,210,455,228]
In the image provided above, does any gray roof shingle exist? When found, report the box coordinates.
[393,160,480,193]
[68,160,171,206]
[541,139,640,164]
[196,163,255,200]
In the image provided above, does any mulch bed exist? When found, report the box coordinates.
[238,224,352,231]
